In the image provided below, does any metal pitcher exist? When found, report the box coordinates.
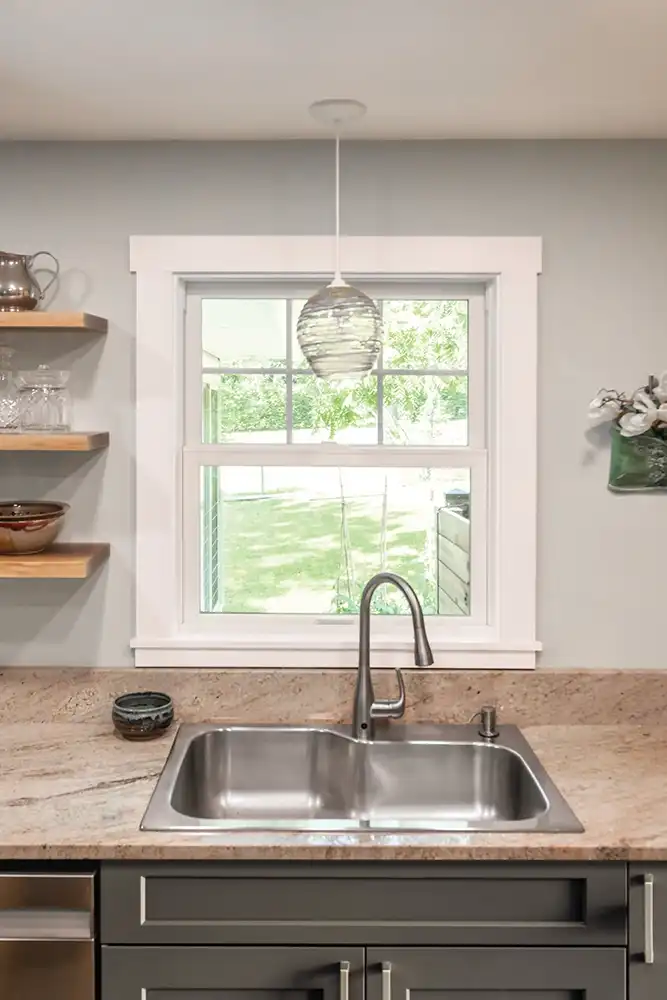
[0,250,59,311]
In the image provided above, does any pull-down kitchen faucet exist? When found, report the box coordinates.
[353,572,434,741]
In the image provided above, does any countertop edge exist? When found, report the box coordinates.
[0,844,659,862]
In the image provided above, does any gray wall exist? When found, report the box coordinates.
[0,140,664,668]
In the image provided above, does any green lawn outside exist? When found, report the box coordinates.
[216,493,437,615]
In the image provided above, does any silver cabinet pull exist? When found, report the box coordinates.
[644,873,655,964]
[339,962,350,1000]
[382,962,392,1000]
[0,908,93,942]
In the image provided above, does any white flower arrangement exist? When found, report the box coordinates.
[589,372,667,438]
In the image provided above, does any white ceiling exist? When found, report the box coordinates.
[3,0,667,140]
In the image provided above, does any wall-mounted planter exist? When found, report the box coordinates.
[609,426,667,491]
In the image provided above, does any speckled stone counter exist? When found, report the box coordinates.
[1,722,665,861]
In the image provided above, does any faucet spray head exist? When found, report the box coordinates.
[414,627,434,666]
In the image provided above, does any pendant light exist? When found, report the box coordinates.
[297,99,383,382]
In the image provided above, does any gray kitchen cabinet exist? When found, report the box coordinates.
[99,862,630,1000]
[366,948,626,1000]
[630,864,667,1000]
[102,946,365,1000]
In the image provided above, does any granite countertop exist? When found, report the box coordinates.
[0,722,665,860]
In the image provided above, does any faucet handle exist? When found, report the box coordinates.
[370,668,406,720]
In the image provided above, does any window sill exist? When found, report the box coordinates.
[132,635,540,669]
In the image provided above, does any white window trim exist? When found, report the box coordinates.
[130,235,542,669]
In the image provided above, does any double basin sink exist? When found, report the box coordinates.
[142,722,583,833]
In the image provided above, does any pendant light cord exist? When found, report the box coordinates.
[332,130,344,286]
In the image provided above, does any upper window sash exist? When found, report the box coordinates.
[184,284,486,451]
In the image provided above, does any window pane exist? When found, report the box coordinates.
[382,300,468,370]
[292,374,377,444]
[200,466,470,616]
[202,374,287,443]
[382,375,468,445]
[202,299,287,368]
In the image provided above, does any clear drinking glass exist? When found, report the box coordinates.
[0,346,19,430]
[17,365,71,431]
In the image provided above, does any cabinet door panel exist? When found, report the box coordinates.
[101,861,626,945]
[630,864,667,1000]
[102,946,364,1000]
[367,948,625,1000]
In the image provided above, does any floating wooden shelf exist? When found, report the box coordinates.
[0,431,109,452]
[0,311,107,333]
[0,543,110,579]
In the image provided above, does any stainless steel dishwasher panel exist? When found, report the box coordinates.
[0,871,95,1000]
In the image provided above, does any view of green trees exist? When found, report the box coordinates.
[209,300,468,442]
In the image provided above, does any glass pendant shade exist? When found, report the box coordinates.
[297,280,382,380]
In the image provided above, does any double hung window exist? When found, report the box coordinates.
[131,236,540,667]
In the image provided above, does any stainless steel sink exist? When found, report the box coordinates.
[142,723,583,833]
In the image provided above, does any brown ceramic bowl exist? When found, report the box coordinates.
[0,501,69,554]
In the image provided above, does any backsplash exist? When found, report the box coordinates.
[1,667,665,725]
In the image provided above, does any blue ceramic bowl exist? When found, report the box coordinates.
[112,691,174,741]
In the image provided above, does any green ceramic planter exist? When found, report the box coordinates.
[609,426,667,491]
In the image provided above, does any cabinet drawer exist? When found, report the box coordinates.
[100,861,626,946]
